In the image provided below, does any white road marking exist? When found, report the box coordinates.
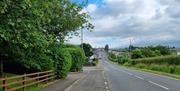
[134,75,145,80]
[104,81,108,85]
[126,72,133,76]
[148,81,169,90]
[105,86,108,89]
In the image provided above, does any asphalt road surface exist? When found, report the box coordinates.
[99,51,180,91]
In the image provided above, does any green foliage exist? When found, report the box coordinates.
[125,55,180,75]
[108,53,117,62]
[81,43,93,58]
[0,0,93,78]
[130,45,172,59]
[132,49,143,58]
[92,58,99,66]
[117,56,130,64]
[53,48,72,79]
[134,64,180,75]
[66,47,86,72]
[130,55,180,65]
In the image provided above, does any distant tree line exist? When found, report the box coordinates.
[131,45,173,59]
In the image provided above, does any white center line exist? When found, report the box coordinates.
[148,81,169,90]
[134,75,145,80]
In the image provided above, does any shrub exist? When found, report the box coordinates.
[66,47,86,72]
[92,58,99,66]
[117,56,129,64]
[48,43,72,79]
[132,48,143,58]
[174,65,180,75]
[55,49,72,79]
[108,53,117,62]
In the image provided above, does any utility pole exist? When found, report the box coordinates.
[80,29,83,72]
[129,38,132,58]
[81,29,83,48]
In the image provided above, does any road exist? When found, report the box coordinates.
[69,62,108,91]
[99,51,180,91]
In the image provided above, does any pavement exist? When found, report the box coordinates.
[99,51,180,91]
[40,72,86,91]
[40,61,107,91]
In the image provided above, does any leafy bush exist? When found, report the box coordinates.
[66,47,86,72]
[117,56,130,64]
[81,43,93,58]
[55,49,72,79]
[108,53,117,62]
[174,65,180,75]
[132,49,143,58]
[92,58,99,66]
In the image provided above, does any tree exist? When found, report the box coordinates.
[105,44,109,52]
[81,43,93,58]
[132,48,143,59]
[0,0,93,75]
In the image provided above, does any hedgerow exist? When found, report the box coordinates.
[66,47,86,72]
[129,55,180,65]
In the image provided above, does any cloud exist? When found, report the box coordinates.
[67,0,180,48]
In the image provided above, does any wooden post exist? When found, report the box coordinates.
[22,74,26,91]
[37,72,39,87]
[3,77,6,91]
[0,56,3,77]
[46,72,49,83]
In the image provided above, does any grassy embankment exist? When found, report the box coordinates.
[108,54,180,79]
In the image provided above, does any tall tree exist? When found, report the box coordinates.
[0,0,93,74]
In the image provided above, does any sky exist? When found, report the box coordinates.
[68,0,180,48]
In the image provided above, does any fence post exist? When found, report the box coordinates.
[37,72,39,87]
[22,74,26,91]
[3,77,6,91]
[46,72,49,83]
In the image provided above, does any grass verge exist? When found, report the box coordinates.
[122,65,180,80]
[109,60,180,80]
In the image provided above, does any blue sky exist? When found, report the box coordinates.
[68,0,180,48]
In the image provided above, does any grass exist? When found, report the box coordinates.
[122,65,180,79]
[0,73,47,91]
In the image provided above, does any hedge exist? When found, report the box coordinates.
[66,47,86,72]
[53,48,72,79]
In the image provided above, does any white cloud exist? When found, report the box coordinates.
[68,0,180,48]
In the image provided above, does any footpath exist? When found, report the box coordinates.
[40,60,109,91]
